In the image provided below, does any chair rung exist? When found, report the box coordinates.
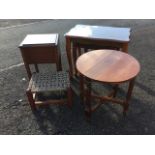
[35,99,67,105]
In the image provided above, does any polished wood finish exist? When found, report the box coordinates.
[19,34,62,79]
[66,25,130,41]
[76,50,140,83]
[76,50,140,118]
[65,24,131,76]
[19,34,72,110]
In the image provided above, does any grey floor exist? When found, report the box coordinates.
[0,19,155,134]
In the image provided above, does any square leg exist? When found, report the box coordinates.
[26,90,36,110]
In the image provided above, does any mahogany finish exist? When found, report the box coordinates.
[76,50,140,118]
[76,50,140,83]
[65,24,131,76]
[19,34,72,110]
[19,34,62,79]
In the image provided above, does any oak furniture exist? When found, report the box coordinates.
[19,34,72,110]
[65,24,131,77]
[76,50,140,118]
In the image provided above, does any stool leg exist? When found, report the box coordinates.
[123,78,135,115]
[26,90,36,110]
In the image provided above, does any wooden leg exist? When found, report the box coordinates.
[34,64,39,73]
[113,84,119,98]
[77,46,82,56]
[76,46,82,77]
[80,74,85,104]
[56,58,62,71]
[26,90,36,110]
[73,45,78,76]
[85,79,92,119]
[25,63,32,80]
[122,43,128,53]
[57,46,62,71]
[123,78,135,115]
[66,37,73,77]
[58,55,62,71]
[67,87,73,107]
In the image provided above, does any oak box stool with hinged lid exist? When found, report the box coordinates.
[19,34,72,110]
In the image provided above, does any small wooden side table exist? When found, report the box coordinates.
[19,33,62,79]
[65,24,131,77]
[76,50,140,118]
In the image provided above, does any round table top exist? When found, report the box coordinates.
[76,50,140,83]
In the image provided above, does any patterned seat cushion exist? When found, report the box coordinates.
[29,71,70,93]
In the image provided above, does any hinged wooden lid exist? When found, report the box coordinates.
[19,34,59,47]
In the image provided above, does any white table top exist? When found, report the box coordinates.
[65,24,131,42]
[19,34,59,47]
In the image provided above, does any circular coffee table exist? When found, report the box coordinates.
[76,50,140,118]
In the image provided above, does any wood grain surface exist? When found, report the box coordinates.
[76,50,140,83]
